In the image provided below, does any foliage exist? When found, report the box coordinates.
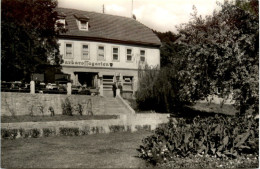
[109,125,125,133]
[136,65,190,113]
[59,127,79,136]
[1,128,42,139]
[91,126,105,134]
[137,115,258,165]
[49,106,55,116]
[1,129,18,139]
[135,125,151,131]
[1,0,66,82]
[30,128,40,138]
[153,31,182,67]
[61,98,73,116]
[176,1,259,115]
[80,126,90,135]
[158,154,258,168]
[43,128,56,137]
[74,103,83,116]
[149,1,259,116]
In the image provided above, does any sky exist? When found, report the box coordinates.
[58,0,224,33]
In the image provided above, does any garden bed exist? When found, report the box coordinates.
[158,154,258,168]
[1,114,118,123]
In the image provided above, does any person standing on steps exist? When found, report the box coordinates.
[118,83,123,96]
[112,82,117,98]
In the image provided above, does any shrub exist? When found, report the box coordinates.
[30,128,40,138]
[109,125,125,132]
[136,66,187,114]
[43,128,56,137]
[61,98,73,116]
[59,127,79,136]
[137,115,259,165]
[19,128,30,138]
[80,126,90,135]
[74,103,83,116]
[49,106,55,116]
[90,126,105,134]
[28,105,34,117]
[1,129,18,139]
[135,125,151,131]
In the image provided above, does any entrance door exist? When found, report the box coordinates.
[76,72,98,88]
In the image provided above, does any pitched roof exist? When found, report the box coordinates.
[56,8,161,47]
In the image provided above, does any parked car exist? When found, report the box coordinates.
[46,83,58,90]
[1,81,12,89]
[72,85,80,93]
[78,86,91,95]
[58,84,67,92]
[10,81,23,89]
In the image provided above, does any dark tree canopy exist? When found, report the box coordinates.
[177,1,259,115]
[1,0,65,82]
[137,0,258,115]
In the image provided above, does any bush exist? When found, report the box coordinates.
[137,115,259,165]
[74,103,83,116]
[59,127,79,136]
[1,129,18,139]
[19,128,30,138]
[30,128,40,138]
[135,125,151,131]
[80,126,90,135]
[43,128,56,137]
[136,66,188,114]
[61,98,73,116]
[109,125,125,132]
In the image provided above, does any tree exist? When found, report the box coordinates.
[137,1,258,115]
[1,0,65,82]
[153,30,182,67]
[177,1,259,115]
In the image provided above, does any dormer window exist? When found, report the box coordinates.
[74,14,89,31]
[56,12,66,29]
[80,21,87,30]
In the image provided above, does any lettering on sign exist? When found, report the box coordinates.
[63,60,113,67]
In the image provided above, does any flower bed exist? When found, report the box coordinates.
[1,114,118,123]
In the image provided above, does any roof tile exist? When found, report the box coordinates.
[56,8,161,46]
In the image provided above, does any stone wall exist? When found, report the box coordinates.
[1,92,105,116]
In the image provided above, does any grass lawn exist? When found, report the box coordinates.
[1,131,153,168]
[191,102,237,115]
[1,114,118,123]
[125,98,239,116]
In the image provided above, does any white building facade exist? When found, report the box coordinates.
[57,8,161,97]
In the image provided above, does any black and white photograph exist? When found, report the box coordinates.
[1,0,259,168]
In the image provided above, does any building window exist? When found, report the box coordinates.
[74,14,89,31]
[65,43,73,58]
[80,21,88,30]
[97,45,105,60]
[55,19,66,29]
[82,44,89,60]
[126,48,133,61]
[112,47,119,61]
[140,50,145,62]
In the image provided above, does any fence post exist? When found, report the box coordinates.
[67,82,72,95]
[98,78,103,96]
[30,80,35,94]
